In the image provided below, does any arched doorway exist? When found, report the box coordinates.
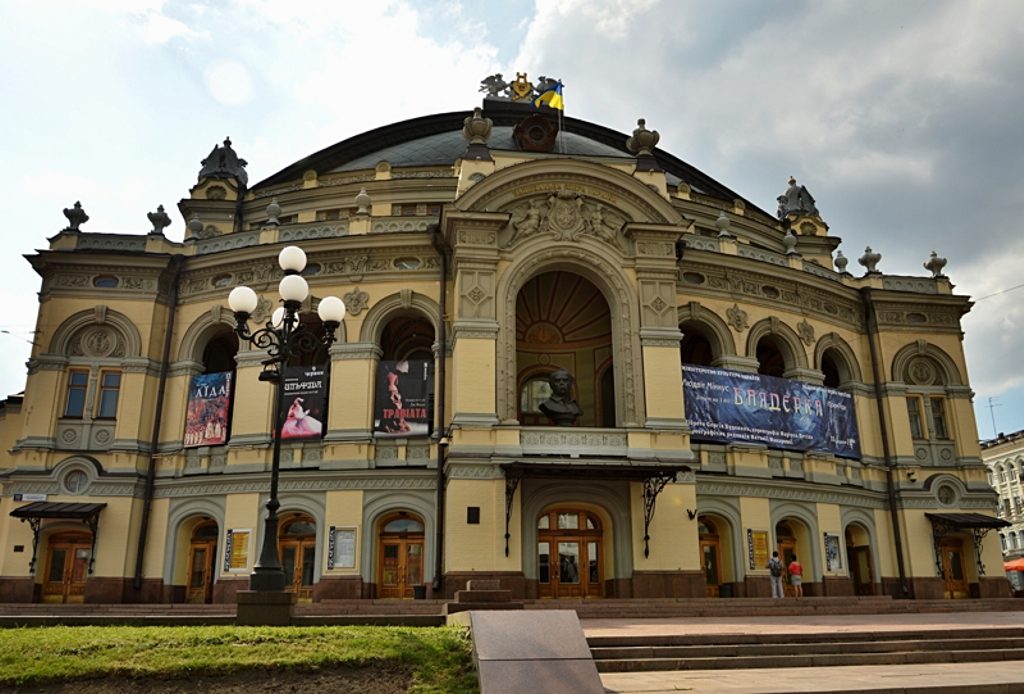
[844,523,874,596]
[278,514,316,602]
[698,517,723,597]
[537,509,603,598]
[186,521,219,604]
[775,521,799,598]
[42,531,91,603]
[939,536,969,599]
[377,512,425,598]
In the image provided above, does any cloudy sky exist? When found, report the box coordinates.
[1,0,1022,439]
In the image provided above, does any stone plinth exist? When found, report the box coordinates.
[236,590,296,626]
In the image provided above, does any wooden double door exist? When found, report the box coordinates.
[43,533,91,603]
[940,538,969,599]
[537,509,603,598]
[377,513,425,598]
[280,516,317,601]
[186,522,219,604]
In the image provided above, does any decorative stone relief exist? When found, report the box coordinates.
[726,304,749,332]
[502,187,626,249]
[906,357,937,386]
[796,319,815,346]
[640,280,676,328]
[457,229,496,246]
[459,271,495,320]
[343,287,369,316]
[399,288,413,309]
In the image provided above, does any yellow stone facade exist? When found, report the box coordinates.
[0,99,1006,604]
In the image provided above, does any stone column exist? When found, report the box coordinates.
[446,213,505,427]
[626,224,686,431]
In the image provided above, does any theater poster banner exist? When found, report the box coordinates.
[280,365,327,440]
[374,359,433,437]
[183,371,232,448]
[683,364,861,459]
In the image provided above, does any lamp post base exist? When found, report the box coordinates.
[236,590,295,626]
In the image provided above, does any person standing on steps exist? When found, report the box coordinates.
[788,554,804,598]
[768,551,784,599]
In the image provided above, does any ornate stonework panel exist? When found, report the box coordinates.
[499,187,629,251]
[684,260,863,329]
[343,287,370,316]
[69,326,126,358]
[727,304,749,332]
[459,270,496,320]
[639,280,677,328]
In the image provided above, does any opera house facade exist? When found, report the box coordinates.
[0,78,1007,604]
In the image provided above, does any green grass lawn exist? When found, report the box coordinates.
[0,624,477,692]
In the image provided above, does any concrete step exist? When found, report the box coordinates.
[594,646,1024,672]
[588,627,1024,647]
[591,636,1024,660]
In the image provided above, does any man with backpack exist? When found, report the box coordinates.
[768,551,784,598]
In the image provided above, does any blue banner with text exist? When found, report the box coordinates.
[683,364,861,459]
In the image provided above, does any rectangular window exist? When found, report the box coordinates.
[398,204,418,216]
[96,370,121,419]
[64,370,89,418]
[906,397,925,439]
[930,397,948,439]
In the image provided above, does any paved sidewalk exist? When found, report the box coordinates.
[583,612,1024,693]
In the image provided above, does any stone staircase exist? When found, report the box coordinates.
[589,626,1024,673]
[524,596,1024,619]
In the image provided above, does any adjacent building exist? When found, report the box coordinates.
[0,77,1009,604]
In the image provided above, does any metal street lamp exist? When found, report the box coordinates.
[227,245,345,592]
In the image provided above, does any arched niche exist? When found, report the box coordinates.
[890,341,963,386]
[496,241,644,426]
[814,332,863,387]
[745,318,809,375]
[678,302,736,366]
[358,291,441,349]
[49,307,142,358]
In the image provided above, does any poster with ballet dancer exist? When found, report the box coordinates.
[183,371,233,447]
[373,359,433,437]
[280,365,327,440]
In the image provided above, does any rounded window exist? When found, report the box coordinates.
[62,469,90,495]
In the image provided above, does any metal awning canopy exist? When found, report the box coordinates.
[9,502,107,575]
[10,502,107,520]
[500,462,691,560]
[925,512,1009,578]
[924,512,1010,529]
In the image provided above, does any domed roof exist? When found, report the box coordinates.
[254,102,753,208]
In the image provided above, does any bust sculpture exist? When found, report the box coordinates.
[539,368,582,427]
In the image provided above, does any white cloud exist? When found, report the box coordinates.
[204,61,255,107]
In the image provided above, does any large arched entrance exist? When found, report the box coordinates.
[186,521,219,604]
[278,514,316,601]
[844,522,874,596]
[377,512,425,598]
[516,271,614,427]
[42,531,91,603]
[537,508,604,598]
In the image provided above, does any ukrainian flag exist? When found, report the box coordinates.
[534,81,564,111]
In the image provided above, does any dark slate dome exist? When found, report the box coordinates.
[254,102,753,208]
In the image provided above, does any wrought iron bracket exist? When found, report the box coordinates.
[504,471,522,557]
[85,513,101,575]
[972,527,992,577]
[642,471,677,558]
[20,517,41,574]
